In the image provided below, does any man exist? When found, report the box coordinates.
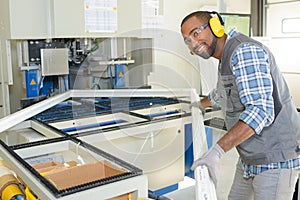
[181,11,300,199]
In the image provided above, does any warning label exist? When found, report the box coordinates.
[30,79,36,85]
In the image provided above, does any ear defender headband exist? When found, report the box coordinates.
[208,11,225,38]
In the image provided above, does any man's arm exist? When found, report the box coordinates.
[200,95,255,152]
[217,120,255,152]
[191,119,255,186]
[200,96,212,108]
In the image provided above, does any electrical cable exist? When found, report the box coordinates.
[38,75,45,95]
[109,64,114,89]
[63,75,67,91]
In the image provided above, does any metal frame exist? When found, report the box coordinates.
[0,89,214,199]
[0,142,148,200]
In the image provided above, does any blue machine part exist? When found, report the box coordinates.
[114,64,125,88]
[61,119,126,132]
[146,110,179,118]
[25,69,39,98]
[25,69,55,98]
[184,123,213,179]
[39,76,54,97]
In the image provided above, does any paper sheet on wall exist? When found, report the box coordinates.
[142,0,163,29]
[84,0,117,33]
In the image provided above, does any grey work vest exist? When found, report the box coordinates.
[217,33,300,165]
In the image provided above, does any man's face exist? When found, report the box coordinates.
[181,16,217,59]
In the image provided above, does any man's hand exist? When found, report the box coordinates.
[191,143,225,186]
[190,101,206,115]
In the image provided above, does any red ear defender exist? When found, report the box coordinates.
[209,12,225,38]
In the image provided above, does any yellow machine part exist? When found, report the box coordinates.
[2,184,23,200]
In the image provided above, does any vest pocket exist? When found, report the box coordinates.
[220,75,243,113]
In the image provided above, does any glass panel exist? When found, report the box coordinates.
[0,121,60,146]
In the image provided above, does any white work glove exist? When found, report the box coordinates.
[190,101,206,115]
[191,143,225,187]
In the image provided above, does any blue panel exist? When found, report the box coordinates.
[185,123,194,178]
[40,76,54,97]
[115,64,125,88]
[149,183,178,197]
[205,126,213,149]
[185,123,214,179]
[61,119,126,132]
[25,70,39,98]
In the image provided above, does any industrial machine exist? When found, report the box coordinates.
[16,38,150,103]
[0,89,212,200]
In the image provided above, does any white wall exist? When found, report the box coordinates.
[148,0,251,94]
[265,1,300,107]
[148,0,203,93]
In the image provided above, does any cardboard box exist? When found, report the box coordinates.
[43,160,126,191]
[32,160,130,199]
[32,161,64,174]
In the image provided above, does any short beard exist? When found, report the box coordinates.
[193,36,217,59]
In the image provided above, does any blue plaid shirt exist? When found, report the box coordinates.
[210,29,300,178]
[240,157,300,178]
[229,29,274,135]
